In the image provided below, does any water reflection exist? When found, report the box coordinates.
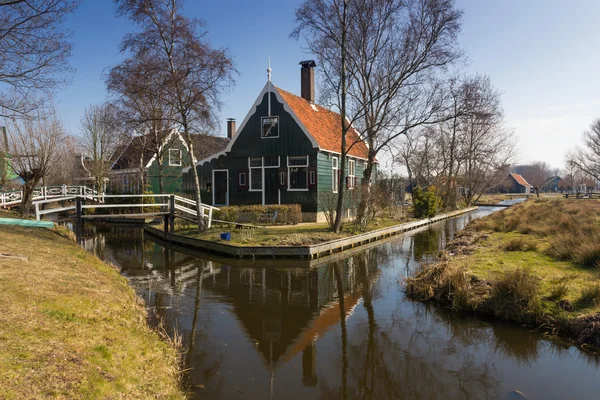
[81,211,600,400]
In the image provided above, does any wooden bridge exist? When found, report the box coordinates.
[1,185,218,240]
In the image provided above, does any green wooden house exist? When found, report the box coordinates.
[105,131,229,194]
[182,61,373,222]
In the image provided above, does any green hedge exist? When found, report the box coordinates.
[213,204,302,225]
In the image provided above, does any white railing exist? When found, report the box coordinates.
[174,195,219,229]
[32,193,218,229]
[1,185,100,208]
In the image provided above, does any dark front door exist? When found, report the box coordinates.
[214,170,228,205]
[264,168,279,205]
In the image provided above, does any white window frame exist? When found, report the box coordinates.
[332,156,339,193]
[287,155,309,191]
[249,157,263,192]
[248,156,281,204]
[169,148,182,166]
[348,159,356,190]
[261,116,280,139]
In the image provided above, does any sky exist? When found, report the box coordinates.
[56,0,600,171]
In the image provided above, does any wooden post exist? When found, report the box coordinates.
[163,214,169,241]
[169,195,175,234]
[75,196,82,243]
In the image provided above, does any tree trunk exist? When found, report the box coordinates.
[158,156,164,194]
[186,138,205,233]
[355,153,374,230]
[332,2,349,234]
[20,178,39,217]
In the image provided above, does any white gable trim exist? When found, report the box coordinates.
[186,81,321,171]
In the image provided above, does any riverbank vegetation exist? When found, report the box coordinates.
[0,215,185,398]
[405,199,600,348]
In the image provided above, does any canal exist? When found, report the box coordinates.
[79,207,600,399]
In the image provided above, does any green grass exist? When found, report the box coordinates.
[174,217,409,246]
[0,210,185,399]
[406,198,600,346]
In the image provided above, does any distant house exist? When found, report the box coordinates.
[182,60,374,222]
[78,132,228,194]
[541,176,569,192]
[499,173,532,194]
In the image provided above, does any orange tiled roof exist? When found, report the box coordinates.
[276,87,371,160]
[511,173,531,187]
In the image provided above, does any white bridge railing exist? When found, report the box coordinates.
[0,185,99,208]
[32,193,218,229]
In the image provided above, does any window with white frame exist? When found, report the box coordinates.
[249,157,263,190]
[288,155,308,190]
[348,159,356,189]
[261,116,279,138]
[332,156,339,193]
[169,149,182,166]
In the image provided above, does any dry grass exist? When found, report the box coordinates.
[405,198,600,347]
[0,217,185,399]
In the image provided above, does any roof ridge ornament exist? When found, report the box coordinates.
[267,57,272,116]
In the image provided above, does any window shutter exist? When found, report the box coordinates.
[354,176,358,188]
[278,167,287,189]
[238,168,249,191]
[346,175,350,189]
[308,166,317,188]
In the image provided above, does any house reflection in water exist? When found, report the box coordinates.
[194,253,380,388]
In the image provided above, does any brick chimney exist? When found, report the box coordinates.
[227,118,236,140]
[300,60,316,103]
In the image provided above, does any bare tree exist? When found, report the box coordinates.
[294,0,462,230]
[349,0,462,228]
[4,111,64,216]
[293,0,357,233]
[114,0,235,231]
[515,161,551,197]
[106,53,178,194]
[567,118,600,182]
[79,103,122,193]
[45,135,80,185]
[0,0,80,118]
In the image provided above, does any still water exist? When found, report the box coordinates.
[81,207,600,400]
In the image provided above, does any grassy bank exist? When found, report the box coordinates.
[174,217,411,246]
[405,198,600,348]
[0,212,185,399]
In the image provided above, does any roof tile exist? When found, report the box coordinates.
[276,87,370,160]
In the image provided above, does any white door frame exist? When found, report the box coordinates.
[212,169,229,206]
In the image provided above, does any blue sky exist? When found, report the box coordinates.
[57,0,600,170]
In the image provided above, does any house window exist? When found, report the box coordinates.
[348,159,356,189]
[288,155,308,190]
[332,156,339,193]
[249,157,263,190]
[261,116,279,138]
[280,172,286,185]
[239,172,246,186]
[310,170,316,185]
[169,149,182,166]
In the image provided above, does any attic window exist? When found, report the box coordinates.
[169,149,182,166]
[261,116,279,138]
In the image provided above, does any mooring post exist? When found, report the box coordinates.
[75,196,82,243]
[169,194,175,234]
[163,214,169,241]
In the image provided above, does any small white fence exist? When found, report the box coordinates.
[33,194,218,229]
[0,185,99,208]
